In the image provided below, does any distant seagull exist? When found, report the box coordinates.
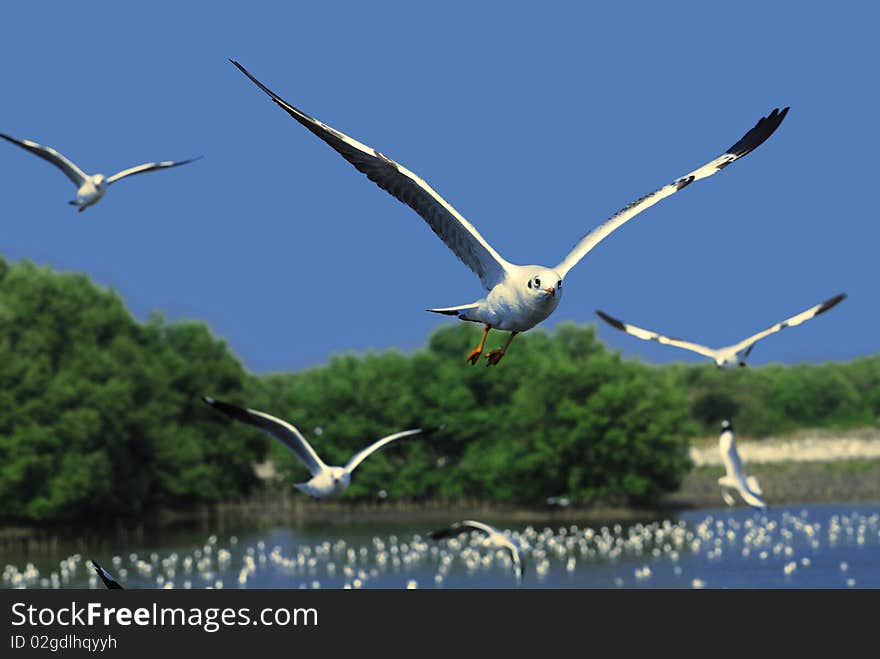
[430,520,526,582]
[90,560,124,589]
[230,60,788,366]
[202,397,421,498]
[0,133,201,212]
[596,293,846,369]
[717,420,765,509]
[545,496,572,508]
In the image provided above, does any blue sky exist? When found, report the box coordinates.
[1,2,876,373]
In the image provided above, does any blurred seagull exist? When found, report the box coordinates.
[717,420,766,509]
[596,293,846,369]
[202,397,421,498]
[90,560,124,589]
[430,520,526,582]
[230,59,788,366]
[0,133,201,212]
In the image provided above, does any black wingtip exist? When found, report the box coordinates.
[229,59,264,89]
[91,559,123,589]
[176,155,204,168]
[816,293,847,316]
[429,524,462,541]
[595,310,626,332]
[725,106,790,159]
[202,397,255,425]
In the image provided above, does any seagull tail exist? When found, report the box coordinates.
[293,482,319,498]
[426,302,480,317]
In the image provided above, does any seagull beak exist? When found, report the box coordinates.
[543,287,555,297]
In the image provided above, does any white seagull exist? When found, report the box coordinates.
[717,420,766,509]
[90,560,124,589]
[0,133,202,212]
[430,520,526,582]
[202,397,421,498]
[230,60,788,366]
[596,293,846,369]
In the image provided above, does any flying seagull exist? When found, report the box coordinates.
[430,520,526,583]
[717,420,765,509]
[0,133,201,212]
[596,293,845,369]
[230,59,788,366]
[90,560,124,589]
[202,397,421,498]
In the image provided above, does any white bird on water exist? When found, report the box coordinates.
[0,133,201,212]
[717,420,766,509]
[230,60,788,366]
[596,293,845,369]
[202,397,421,498]
[430,520,526,583]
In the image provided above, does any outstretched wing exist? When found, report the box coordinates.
[596,310,718,359]
[106,156,202,185]
[730,293,846,355]
[738,485,767,510]
[90,560,124,589]
[344,428,422,474]
[746,475,763,497]
[230,60,512,290]
[506,543,526,582]
[202,397,326,475]
[0,133,88,186]
[429,519,497,540]
[555,108,789,278]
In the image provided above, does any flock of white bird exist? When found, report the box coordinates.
[2,60,851,588]
[4,507,878,589]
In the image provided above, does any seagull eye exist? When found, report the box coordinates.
[534,277,541,288]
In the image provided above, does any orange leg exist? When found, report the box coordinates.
[466,324,491,365]
[485,331,518,366]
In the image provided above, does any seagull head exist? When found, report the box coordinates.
[524,268,563,302]
[721,420,733,432]
[328,467,350,492]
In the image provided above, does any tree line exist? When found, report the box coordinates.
[0,257,875,523]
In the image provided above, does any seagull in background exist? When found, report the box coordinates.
[202,397,421,498]
[430,520,526,583]
[596,293,846,369]
[230,59,788,366]
[717,420,765,509]
[0,133,201,212]
[90,560,124,589]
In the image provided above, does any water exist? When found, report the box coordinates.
[3,502,878,589]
